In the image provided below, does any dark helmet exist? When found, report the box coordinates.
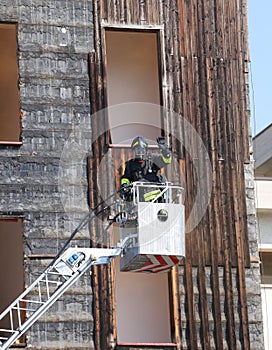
[131,136,148,158]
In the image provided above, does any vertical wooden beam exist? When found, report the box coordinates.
[206,56,224,349]
[231,160,250,349]
[179,33,199,342]
[101,0,108,20]
[184,232,198,348]
[191,53,212,349]
[213,55,237,346]
[170,266,182,348]
[177,0,185,57]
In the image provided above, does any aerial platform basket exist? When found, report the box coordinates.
[118,182,185,273]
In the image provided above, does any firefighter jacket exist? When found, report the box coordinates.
[120,152,171,186]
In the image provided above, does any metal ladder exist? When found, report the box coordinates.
[0,247,121,350]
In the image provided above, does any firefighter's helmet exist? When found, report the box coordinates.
[131,136,148,158]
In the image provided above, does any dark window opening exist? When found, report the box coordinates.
[0,23,21,143]
[260,252,272,284]
[0,218,25,345]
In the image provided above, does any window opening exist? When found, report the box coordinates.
[105,29,177,345]
[105,29,162,145]
[260,251,272,349]
[0,23,21,143]
[0,219,25,345]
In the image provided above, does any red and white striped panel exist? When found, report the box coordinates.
[133,254,180,273]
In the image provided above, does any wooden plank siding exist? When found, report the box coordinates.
[178,1,251,348]
[88,0,253,348]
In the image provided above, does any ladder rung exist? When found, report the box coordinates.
[50,269,74,276]
[0,329,16,333]
[47,270,66,275]
[12,307,38,312]
[19,299,44,305]
[39,279,62,284]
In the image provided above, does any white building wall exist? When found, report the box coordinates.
[255,177,272,350]
[261,286,272,349]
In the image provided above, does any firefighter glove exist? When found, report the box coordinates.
[157,137,171,158]
[120,183,131,198]
[156,137,166,146]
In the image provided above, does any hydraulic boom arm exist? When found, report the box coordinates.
[0,247,121,350]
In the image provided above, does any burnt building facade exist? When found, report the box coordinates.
[0,0,264,349]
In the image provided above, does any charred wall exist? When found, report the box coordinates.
[0,0,264,349]
[0,1,95,349]
[89,0,264,349]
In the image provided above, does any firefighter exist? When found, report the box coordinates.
[120,136,172,201]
